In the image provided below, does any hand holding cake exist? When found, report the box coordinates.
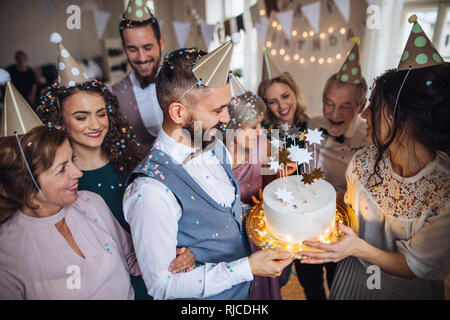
[299,223,362,264]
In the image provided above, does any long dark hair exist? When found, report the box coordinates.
[36,80,143,174]
[369,63,450,185]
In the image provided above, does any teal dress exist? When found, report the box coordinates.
[78,163,152,300]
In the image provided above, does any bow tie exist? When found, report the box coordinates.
[320,127,345,144]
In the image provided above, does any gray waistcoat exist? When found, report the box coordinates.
[129,144,251,300]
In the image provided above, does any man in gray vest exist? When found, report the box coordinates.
[123,47,292,300]
[111,1,164,154]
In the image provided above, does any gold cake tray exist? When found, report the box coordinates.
[246,199,358,259]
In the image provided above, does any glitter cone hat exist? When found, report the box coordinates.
[50,33,88,88]
[229,72,246,97]
[1,81,42,137]
[123,0,153,22]
[336,37,363,84]
[192,33,241,89]
[261,47,283,81]
[398,15,444,71]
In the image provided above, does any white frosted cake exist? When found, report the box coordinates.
[263,176,336,242]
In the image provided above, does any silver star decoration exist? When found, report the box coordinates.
[287,125,301,140]
[288,146,313,165]
[268,156,281,173]
[274,187,294,204]
[280,122,290,135]
[305,128,324,145]
[270,137,282,149]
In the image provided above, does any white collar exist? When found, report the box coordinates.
[155,129,199,164]
[129,72,154,91]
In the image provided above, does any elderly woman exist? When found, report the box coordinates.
[0,126,193,299]
[258,72,309,148]
[300,63,450,299]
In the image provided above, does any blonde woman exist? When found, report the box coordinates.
[258,72,309,149]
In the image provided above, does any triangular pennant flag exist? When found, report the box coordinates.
[50,33,89,87]
[200,22,216,49]
[250,3,260,26]
[123,0,152,22]
[93,10,110,40]
[334,0,350,23]
[255,16,269,45]
[398,15,444,71]
[172,21,192,48]
[1,81,43,137]
[301,1,321,33]
[336,37,363,84]
[262,47,283,81]
[192,35,240,88]
[276,10,294,40]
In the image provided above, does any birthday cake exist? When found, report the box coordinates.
[263,176,336,243]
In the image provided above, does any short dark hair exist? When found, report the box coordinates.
[15,51,27,60]
[119,17,161,43]
[156,48,209,114]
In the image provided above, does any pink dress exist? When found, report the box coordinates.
[0,191,140,300]
[233,136,282,300]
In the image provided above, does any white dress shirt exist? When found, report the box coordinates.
[123,129,253,300]
[129,72,163,137]
[308,115,368,195]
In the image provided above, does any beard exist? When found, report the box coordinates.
[129,48,161,88]
[183,115,223,150]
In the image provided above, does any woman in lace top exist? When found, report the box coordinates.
[298,63,450,299]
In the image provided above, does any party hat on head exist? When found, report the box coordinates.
[1,81,42,137]
[123,0,153,22]
[398,15,444,71]
[336,37,363,84]
[192,33,241,89]
[229,72,246,97]
[50,33,88,88]
[261,46,283,81]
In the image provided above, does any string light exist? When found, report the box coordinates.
[340,27,346,34]
[259,9,265,16]
[327,57,333,63]
[302,31,308,38]
[310,56,316,62]
[319,32,326,39]
[318,58,324,64]
[266,41,272,48]
[279,48,285,55]
[276,24,282,31]
[292,30,297,37]
[294,54,299,60]
[328,27,334,33]
[272,21,278,28]
[309,30,315,37]
[299,58,305,64]
[284,55,290,61]
[336,53,342,60]
[271,49,277,56]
